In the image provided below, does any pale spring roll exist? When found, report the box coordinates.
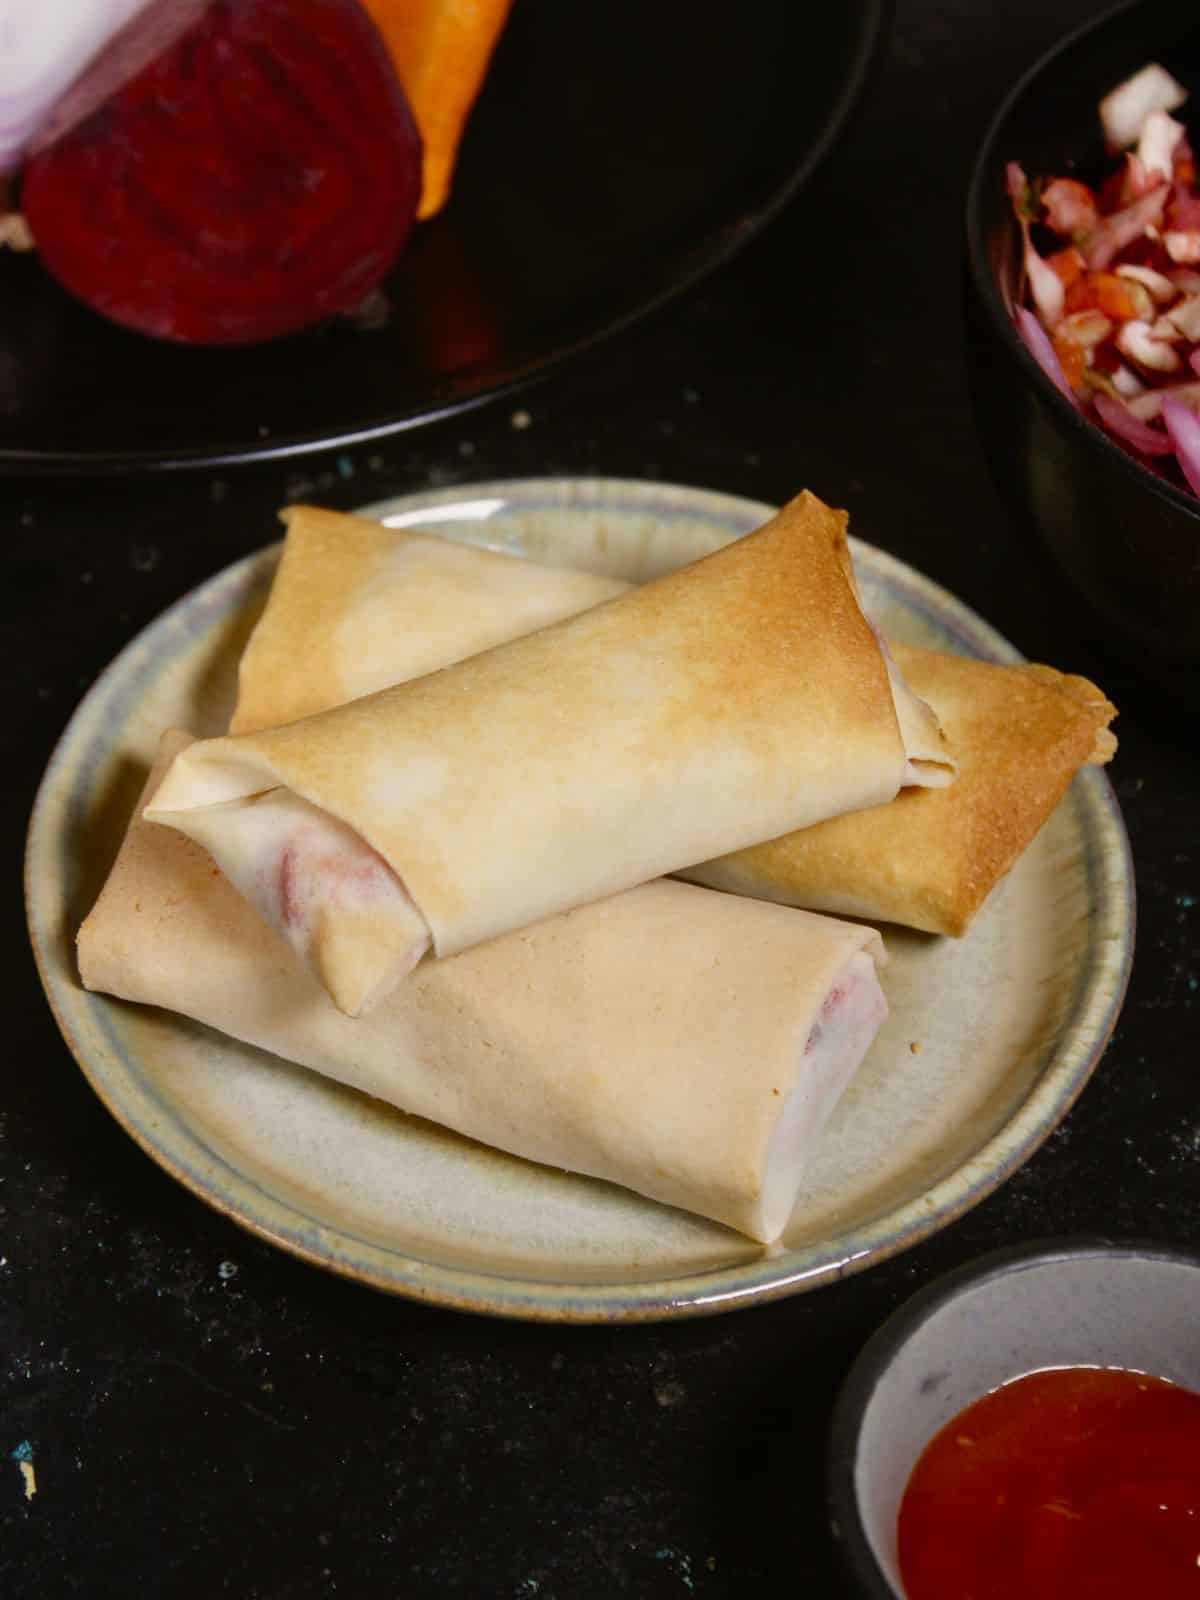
[230,512,629,735]
[146,492,953,1014]
[228,503,1113,938]
[80,735,890,1244]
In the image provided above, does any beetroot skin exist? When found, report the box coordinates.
[22,0,423,344]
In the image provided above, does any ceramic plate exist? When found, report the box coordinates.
[25,479,1134,1321]
[0,0,885,473]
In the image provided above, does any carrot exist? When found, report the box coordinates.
[1045,247,1085,290]
[1064,271,1147,321]
[361,0,514,219]
[1051,331,1089,392]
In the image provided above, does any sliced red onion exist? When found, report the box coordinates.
[1005,162,1066,327]
[1116,317,1182,372]
[1112,363,1147,398]
[1099,63,1188,152]
[1116,262,1178,301]
[1151,313,1185,342]
[0,0,153,173]
[1127,379,1200,420]
[1024,237,1065,327]
[1014,307,1077,403]
[1058,309,1112,346]
[28,0,213,159]
[1136,109,1184,182]
[1166,294,1200,339]
[1005,161,1029,207]
[1093,391,1175,455]
[1082,184,1169,269]
[1165,230,1200,264]
[1162,394,1200,494]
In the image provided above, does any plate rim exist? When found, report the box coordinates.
[25,475,1135,1321]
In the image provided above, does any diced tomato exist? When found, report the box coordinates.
[1045,247,1085,289]
[1065,271,1148,320]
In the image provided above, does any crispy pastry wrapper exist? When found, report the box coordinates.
[146,493,952,1013]
[230,508,629,736]
[690,647,1117,935]
[224,502,1113,941]
[80,736,889,1244]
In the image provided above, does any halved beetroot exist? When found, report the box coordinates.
[21,0,422,344]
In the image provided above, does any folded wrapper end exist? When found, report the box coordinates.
[144,762,432,1017]
[874,629,957,790]
[753,947,889,1242]
[1019,663,1119,766]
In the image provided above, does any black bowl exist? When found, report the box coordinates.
[965,0,1200,705]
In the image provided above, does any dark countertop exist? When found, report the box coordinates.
[4,2,1198,1595]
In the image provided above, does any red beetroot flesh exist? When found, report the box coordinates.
[21,0,422,344]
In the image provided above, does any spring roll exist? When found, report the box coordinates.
[79,734,890,1243]
[226,503,1114,939]
[230,510,628,736]
[146,493,952,1014]
[690,647,1117,935]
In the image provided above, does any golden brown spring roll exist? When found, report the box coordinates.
[690,647,1117,935]
[145,493,953,1014]
[225,502,1114,940]
[80,735,890,1243]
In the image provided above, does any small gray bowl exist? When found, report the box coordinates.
[827,1238,1200,1597]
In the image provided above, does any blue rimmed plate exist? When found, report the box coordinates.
[25,478,1134,1320]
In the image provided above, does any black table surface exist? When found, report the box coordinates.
[5,2,1199,1595]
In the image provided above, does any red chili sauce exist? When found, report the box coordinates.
[896,1366,1200,1599]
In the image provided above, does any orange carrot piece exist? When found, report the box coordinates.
[1065,271,1144,320]
[1046,246,1085,290]
[361,0,514,219]
[1051,331,1089,392]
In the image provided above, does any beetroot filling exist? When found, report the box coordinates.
[21,0,422,344]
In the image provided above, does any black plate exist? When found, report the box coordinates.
[0,0,887,475]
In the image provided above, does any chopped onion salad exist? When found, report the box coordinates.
[1010,62,1200,499]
